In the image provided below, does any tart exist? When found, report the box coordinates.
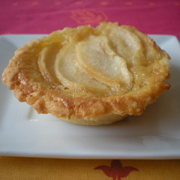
[1,22,171,125]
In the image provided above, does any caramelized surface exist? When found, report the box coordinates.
[2,22,171,124]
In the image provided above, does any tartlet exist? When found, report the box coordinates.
[1,22,171,125]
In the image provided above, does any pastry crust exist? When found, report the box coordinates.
[2,22,170,125]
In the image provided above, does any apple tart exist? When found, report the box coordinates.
[1,22,171,125]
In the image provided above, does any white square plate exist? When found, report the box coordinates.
[0,34,180,159]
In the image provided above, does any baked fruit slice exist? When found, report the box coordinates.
[1,22,171,125]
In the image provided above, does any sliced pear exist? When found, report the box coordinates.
[54,42,110,96]
[107,24,146,67]
[75,36,133,92]
[38,42,62,87]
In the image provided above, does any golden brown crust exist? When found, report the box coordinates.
[1,22,171,125]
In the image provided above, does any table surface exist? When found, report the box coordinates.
[0,0,180,179]
[0,0,180,40]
